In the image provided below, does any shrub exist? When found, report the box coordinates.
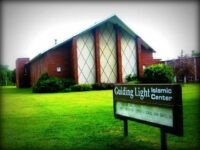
[33,77,64,93]
[32,73,75,93]
[37,73,49,83]
[70,84,93,91]
[92,83,114,90]
[125,74,137,82]
[61,78,76,88]
[127,79,141,84]
[33,73,68,93]
[142,64,174,83]
[63,88,71,93]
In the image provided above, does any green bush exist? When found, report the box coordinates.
[32,73,76,93]
[127,79,141,84]
[70,84,93,91]
[33,77,63,93]
[125,74,137,82]
[142,64,174,83]
[37,73,49,83]
[92,83,114,90]
[63,87,72,93]
[61,78,76,88]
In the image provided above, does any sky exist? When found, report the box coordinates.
[1,1,199,70]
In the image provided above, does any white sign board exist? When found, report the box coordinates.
[116,101,173,127]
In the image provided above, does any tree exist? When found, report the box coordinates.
[11,69,16,84]
[192,50,200,57]
[173,56,195,82]
[167,50,196,83]
[0,65,15,86]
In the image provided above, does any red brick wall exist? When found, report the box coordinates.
[137,37,160,78]
[46,46,71,78]
[16,58,30,88]
[29,43,71,86]
[29,55,47,86]
[141,50,159,66]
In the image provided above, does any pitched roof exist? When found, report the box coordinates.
[79,15,138,38]
[29,15,155,64]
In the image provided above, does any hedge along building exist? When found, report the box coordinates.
[16,15,159,88]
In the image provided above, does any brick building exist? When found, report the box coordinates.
[16,15,159,88]
[164,56,200,83]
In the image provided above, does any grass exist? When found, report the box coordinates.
[0,84,199,150]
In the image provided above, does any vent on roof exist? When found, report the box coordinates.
[54,39,57,45]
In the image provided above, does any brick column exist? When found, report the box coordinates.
[93,28,101,83]
[71,37,78,83]
[136,37,142,79]
[15,58,30,88]
[115,26,123,83]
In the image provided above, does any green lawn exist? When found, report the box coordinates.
[0,84,199,150]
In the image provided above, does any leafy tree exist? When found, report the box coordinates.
[0,65,15,86]
[164,49,198,83]
[11,69,16,84]
[191,50,200,57]
[173,55,195,82]
[0,65,7,85]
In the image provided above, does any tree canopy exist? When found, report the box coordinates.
[0,65,15,86]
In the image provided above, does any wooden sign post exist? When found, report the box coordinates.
[113,84,183,149]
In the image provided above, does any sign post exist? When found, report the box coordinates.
[161,129,167,150]
[113,84,183,149]
[123,119,128,137]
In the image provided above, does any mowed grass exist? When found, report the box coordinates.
[0,84,199,150]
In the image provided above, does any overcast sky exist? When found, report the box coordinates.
[1,1,199,70]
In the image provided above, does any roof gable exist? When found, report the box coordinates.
[42,15,155,52]
[76,15,155,52]
[29,15,155,64]
[78,15,137,38]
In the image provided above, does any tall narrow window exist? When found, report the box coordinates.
[121,29,137,82]
[99,22,117,83]
[77,31,95,83]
